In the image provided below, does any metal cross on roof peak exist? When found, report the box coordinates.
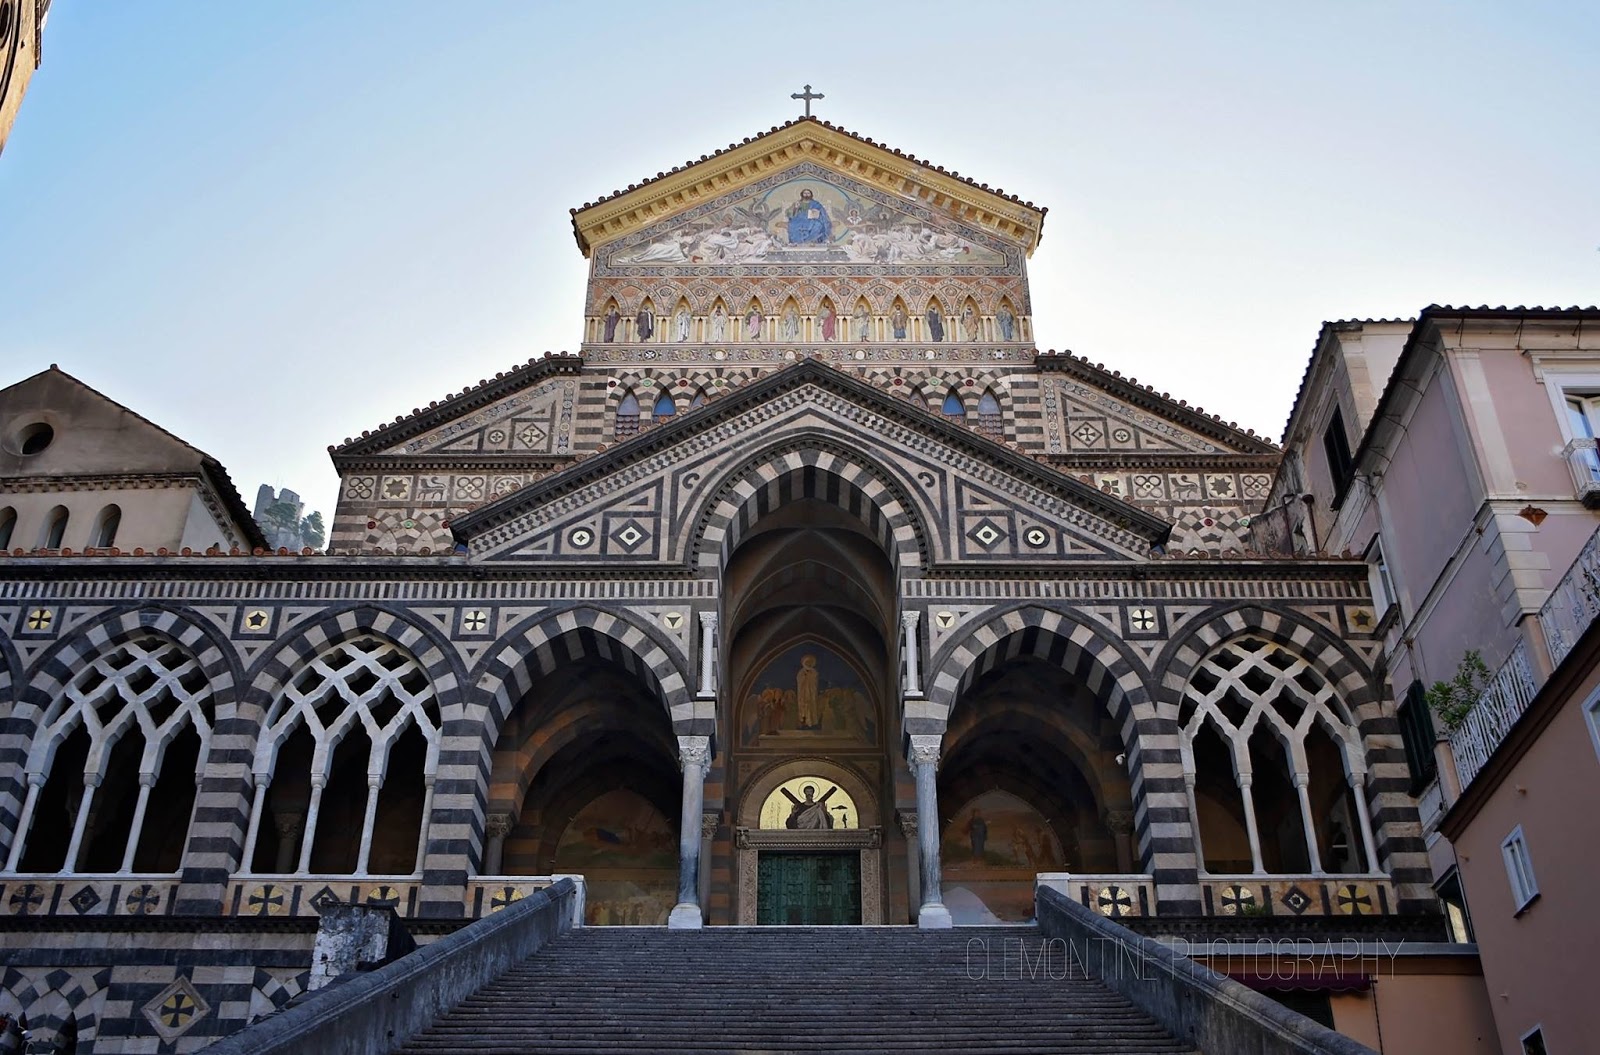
[791,84,824,118]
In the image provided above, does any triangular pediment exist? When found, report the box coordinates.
[330,355,582,462]
[1036,353,1281,459]
[596,161,1018,275]
[571,118,1047,260]
[453,361,1171,567]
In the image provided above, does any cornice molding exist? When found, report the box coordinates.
[570,121,1046,257]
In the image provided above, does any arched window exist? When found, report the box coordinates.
[654,392,677,418]
[91,504,121,549]
[244,636,441,877]
[941,390,965,419]
[615,391,640,439]
[690,388,708,409]
[40,506,68,550]
[1178,637,1378,877]
[7,634,214,875]
[0,506,15,549]
[977,389,1003,438]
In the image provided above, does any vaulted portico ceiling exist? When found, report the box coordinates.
[568,117,1048,257]
[451,358,1172,565]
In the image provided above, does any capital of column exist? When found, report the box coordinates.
[901,610,921,631]
[273,812,304,838]
[896,808,919,838]
[698,610,718,631]
[485,812,516,840]
[138,771,160,789]
[1292,773,1310,789]
[677,735,712,772]
[1102,808,1134,836]
[906,734,941,769]
[700,810,720,839]
[82,773,104,789]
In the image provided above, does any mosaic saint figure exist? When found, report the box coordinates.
[926,306,945,342]
[674,307,692,342]
[602,308,620,343]
[746,307,762,341]
[785,188,832,244]
[892,307,908,340]
[784,783,838,829]
[968,813,988,857]
[782,307,800,341]
[820,305,837,342]
[960,306,980,342]
[710,304,728,342]
[996,305,1016,341]
[855,304,871,342]
[635,307,654,341]
[796,653,820,727]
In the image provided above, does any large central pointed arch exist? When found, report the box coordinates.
[691,436,931,573]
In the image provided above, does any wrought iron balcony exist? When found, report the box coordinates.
[1447,637,1539,789]
[1562,437,1600,508]
[1541,521,1600,669]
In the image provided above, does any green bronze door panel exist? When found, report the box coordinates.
[757,852,861,925]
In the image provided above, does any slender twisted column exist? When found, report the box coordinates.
[901,611,923,697]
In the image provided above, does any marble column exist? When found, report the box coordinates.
[668,735,711,929]
[1293,774,1323,875]
[697,611,718,698]
[901,611,923,697]
[273,812,303,875]
[896,808,921,922]
[1103,808,1135,874]
[483,812,515,875]
[908,735,952,928]
[698,810,719,916]
[1237,775,1266,875]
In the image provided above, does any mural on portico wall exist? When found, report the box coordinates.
[940,790,1065,923]
[609,170,1008,269]
[552,789,676,926]
[737,642,878,747]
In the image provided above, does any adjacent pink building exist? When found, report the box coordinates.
[1270,305,1600,1054]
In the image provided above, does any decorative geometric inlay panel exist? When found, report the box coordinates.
[1220,883,1256,915]
[1336,884,1373,916]
[1127,607,1158,633]
[460,608,489,633]
[965,518,1008,551]
[144,976,211,1042]
[1280,886,1313,915]
[1096,885,1133,918]
[67,885,102,915]
[24,608,54,632]
[246,883,288,916]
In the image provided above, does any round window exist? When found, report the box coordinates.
[17,422,54,456]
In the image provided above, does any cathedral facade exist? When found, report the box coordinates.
[0,118,1436,1050]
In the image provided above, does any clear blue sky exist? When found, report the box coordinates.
[3,2,1596,522]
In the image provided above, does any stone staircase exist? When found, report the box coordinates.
[396,925,1199,1055]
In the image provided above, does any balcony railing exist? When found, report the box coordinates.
[1540,521,1600,668]
[1562,438,1600,508]
[1448,638,1539,789]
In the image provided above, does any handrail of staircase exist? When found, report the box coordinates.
[1036,885,1376,1055]
[201,877,580,1055]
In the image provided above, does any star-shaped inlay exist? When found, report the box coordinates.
[662,612,684,630]
[242,609,270,632]
[568,527,594,548]
[25,608,53,632]
[1350,609,1373,629]
[935,612,956,629]
[1023,526,1050,548]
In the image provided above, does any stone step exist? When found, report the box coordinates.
[396,926,1196,1055]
